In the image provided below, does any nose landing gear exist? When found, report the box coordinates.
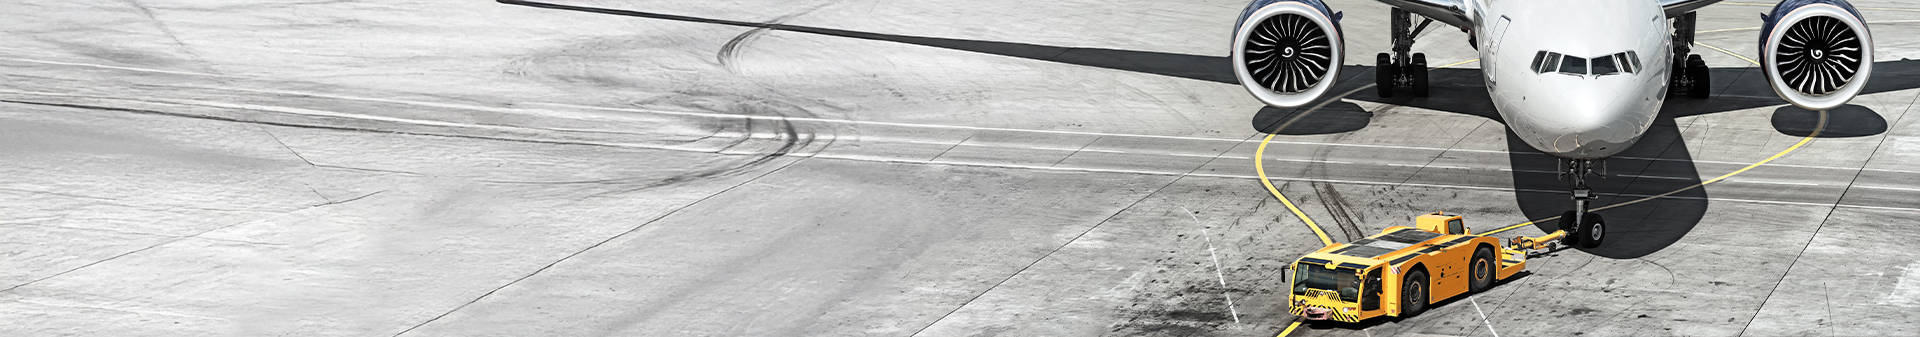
[1376,7,1431,98]
[1671,12,1712,99]
[1558,159,1608,249]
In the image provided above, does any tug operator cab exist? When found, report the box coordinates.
[1284,212,1529,322]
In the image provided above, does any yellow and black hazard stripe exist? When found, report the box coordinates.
[1289,304,1362,323]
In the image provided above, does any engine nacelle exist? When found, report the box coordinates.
[1759,0,1873,111]
[1232,0,1345,108]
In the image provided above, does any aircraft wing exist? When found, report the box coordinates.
[1657,0,1727,17]
[1373,0,1471,29]
[1377,0,1726,30]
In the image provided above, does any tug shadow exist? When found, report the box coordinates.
[1509,117,1706,259]
[1292,272,1538,332]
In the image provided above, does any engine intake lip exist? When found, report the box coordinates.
[1763,3,1873,111]
[1233,1,1343,108]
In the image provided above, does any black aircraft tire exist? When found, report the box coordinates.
[1469,247,1494,293]
[1581,213,1607,249]
[1377,53,1395,97]
[1557,210,1580,246]
[1688,58,1711,99]
[1401,269,1429,317]
[1412,53,1430,97]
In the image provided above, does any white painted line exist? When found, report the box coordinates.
[1081,149,1126,154]
[1852,185,1920,192]
[0,57,238,78]
[1471,298,1500,337]
[1425,165,1471,170]
[533,102,1263,142]
[1837,204,1920,212]
[1497,168,1560,174]
[1735,180,1820,186]
[906,140,952,145]
[1182,206,1240,325]
[1165,152,1250,160]
[1028,146,1081,151]
[4,88,1891,212]
[1272,158,1353,164]
[4,55,1904,176]
[0,61,1906,212]
[1861,168,1920,174]
[1620,174,1695,180]
[792,152,1920,212]
[0,89,726,154]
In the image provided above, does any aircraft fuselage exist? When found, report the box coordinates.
[1473,0,1672,159]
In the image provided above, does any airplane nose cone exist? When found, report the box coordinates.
[1510,88,1652,159]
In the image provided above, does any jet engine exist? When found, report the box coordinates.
[1759,0,1874,111]
[1233,0,1345,108]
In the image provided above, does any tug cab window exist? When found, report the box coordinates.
[1293,263,1361,302]
[1360,268,1383,310]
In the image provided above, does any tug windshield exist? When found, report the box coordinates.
[1293,263,1362,302]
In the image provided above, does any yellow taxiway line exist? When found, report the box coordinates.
[1485,36,1829,235]
[1254,59,1479,249]
[1483,110,1826,235]
[1692,41,1761,66]
[1275,317,1306,337]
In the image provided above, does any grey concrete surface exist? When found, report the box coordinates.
[1,0,1916,336]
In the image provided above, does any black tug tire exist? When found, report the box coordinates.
[1557,210,1580,246]
[1377,53,1396,97]
[1688,55,1711,99]
[1411,53,1430,97]
[1468,246,1494,293]
[1580,213,1607,249]
[1401,269,1429,317]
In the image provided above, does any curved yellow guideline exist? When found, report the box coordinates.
[1482,110,1826,235]
[1693,41,1761,66]
[1258,131,1336,247]
[1254,59,1477,249]
[1276,317,1305,337]
[1256,84,1376,247]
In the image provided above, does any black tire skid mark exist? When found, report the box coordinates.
[715,6,826,73]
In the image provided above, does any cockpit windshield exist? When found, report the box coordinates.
[1592,56,1619,75]
[1293,263,1361,302]
[1558,55,1588,75]
[1533,51,1641,77]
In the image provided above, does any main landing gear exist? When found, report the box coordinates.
[1377,8,1430,98]
[1671,12,1712,99]
[1558,159,1608,249]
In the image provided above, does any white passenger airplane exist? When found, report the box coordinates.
[1230,0,1873,247]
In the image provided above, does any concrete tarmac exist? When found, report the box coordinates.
[1,0,1916,336]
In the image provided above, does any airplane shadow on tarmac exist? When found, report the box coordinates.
[497,0,1912,259]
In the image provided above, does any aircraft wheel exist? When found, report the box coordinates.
[1579,213,1607,248]
[1556,210,1580,246]
[1468,246,1494,293]
[1688,55,1711,99]
[1411,53,1429,97]
[1400,269,1428,317]
[1377,53,1396,97]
